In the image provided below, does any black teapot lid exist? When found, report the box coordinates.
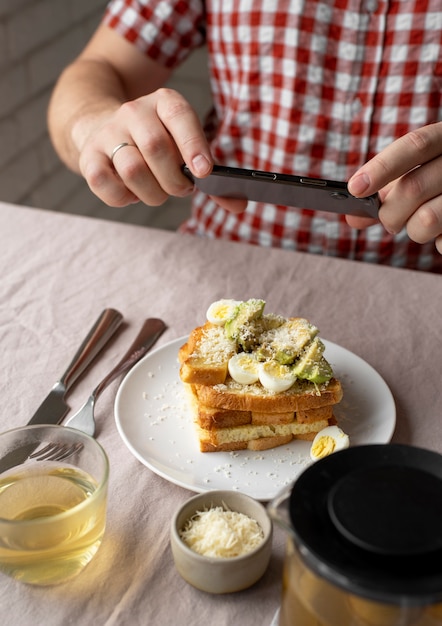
[289,444,442,605]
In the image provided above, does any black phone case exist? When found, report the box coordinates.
[183,165,380,218]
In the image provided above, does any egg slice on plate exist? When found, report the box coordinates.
[310,425,350,461]
[206,299,241,325]
[258,360,297,393]
[228,353,260,384]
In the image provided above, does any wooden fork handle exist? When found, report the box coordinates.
[92,318,167,399]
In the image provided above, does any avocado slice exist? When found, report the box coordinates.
[292,338,333,383]
[269,319,318,365]
[306,357,333,384]
[225,299,265,347]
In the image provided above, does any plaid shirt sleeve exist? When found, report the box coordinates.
[103,0,206,68]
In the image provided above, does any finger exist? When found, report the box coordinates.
[378,155,442,234]
[110,142,170,206]
[436,235,442,255]
[154,88,213,177]
[80,149,140,207]
[405,196,442,244]
[348,122,442,197]
[344,185,392,230]
[121,93,210,196]
[210,195,248,214]
[345,215,378,229]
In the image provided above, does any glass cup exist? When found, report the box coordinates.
[0,425,109,585]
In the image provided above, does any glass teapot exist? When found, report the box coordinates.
[268,444,442,626]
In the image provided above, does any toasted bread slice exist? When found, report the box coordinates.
[296,405,334,424]
[197,405,253,429]
[200,434,294,452]
[195,406,331,430]
[179,323,236,385]
[196,418,332,452]
[191,376,342,413]
[251,411,295,425]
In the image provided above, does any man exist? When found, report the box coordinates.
[48,0,442,271]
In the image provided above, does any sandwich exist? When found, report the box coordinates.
[179,298,343,452]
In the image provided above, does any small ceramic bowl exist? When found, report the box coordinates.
[170,490,273,594]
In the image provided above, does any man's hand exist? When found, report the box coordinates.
[347,122,442,253]
[78,88,213,207]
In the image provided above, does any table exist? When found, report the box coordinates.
[0,201,440,625]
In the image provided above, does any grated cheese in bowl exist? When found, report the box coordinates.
[171,490,273,592]
[179,505,264,558]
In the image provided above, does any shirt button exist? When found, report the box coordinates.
[364,0,378,12]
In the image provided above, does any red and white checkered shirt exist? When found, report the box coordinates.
[104,0,442,272]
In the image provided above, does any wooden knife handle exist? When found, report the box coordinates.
[60,308,123,391]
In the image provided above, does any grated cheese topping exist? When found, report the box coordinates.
[260,317,317,357]
[191,326,236,365]
[179,505,264,558]
[213,378,325,396]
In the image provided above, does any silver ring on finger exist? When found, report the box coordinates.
[110,142,134,163]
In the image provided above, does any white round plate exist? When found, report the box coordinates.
[114,336,396,501]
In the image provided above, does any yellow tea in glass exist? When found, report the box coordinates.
[0,425,109,585]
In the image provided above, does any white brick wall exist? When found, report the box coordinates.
[0,0,212,229]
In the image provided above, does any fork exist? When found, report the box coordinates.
[64,318,166,436]
[29,442,84,462]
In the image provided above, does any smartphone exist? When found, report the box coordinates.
[183,164,380,218]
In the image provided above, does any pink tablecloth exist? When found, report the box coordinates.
[0,201,441,625]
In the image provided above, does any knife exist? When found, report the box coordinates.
[0,308,123,473]
[64,317,167,435]
[28,308,124,426]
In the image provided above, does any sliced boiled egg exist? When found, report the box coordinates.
[228,353,260,384]
[206,299,241,325]
[258,360,296,393]
[310,425,350,461]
